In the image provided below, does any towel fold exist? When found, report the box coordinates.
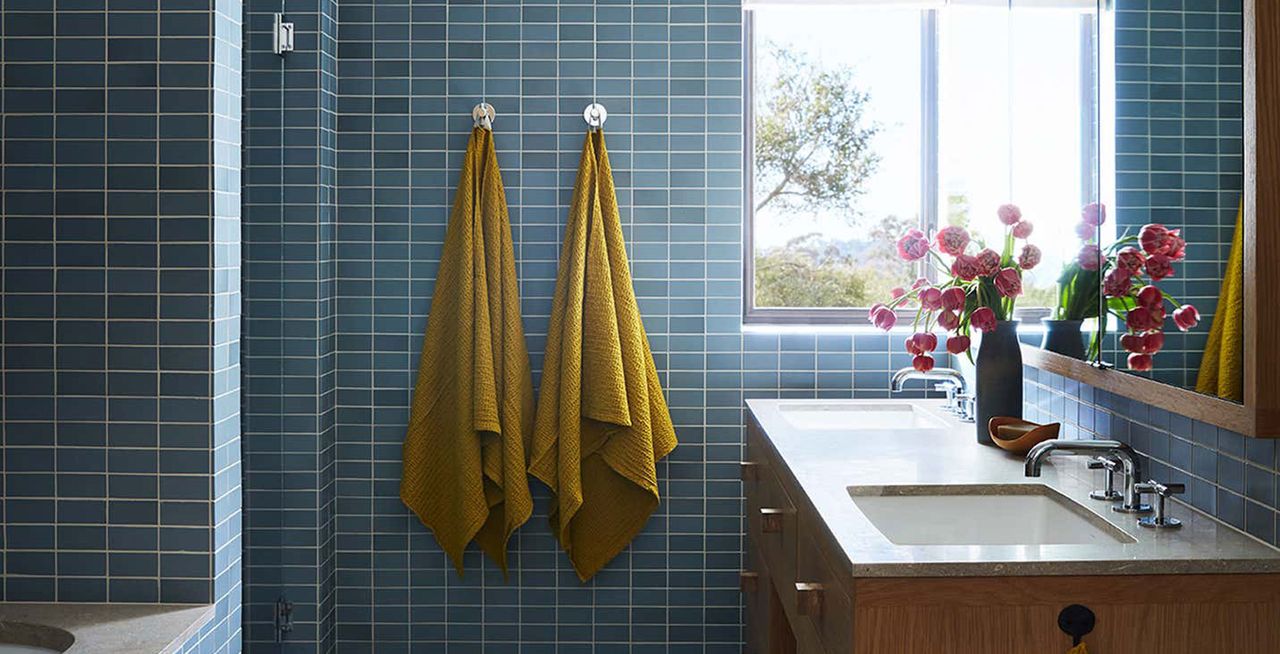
[400,127,535,576]
[530,130,678,581]
[1195,202,1244,402]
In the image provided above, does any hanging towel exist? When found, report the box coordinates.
[400,127,535,576]
[529,130,678,582]
[1195,202,1244,402]
[1067,644,1089,654]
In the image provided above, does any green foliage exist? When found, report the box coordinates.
[1054,262,1101,321]
[754,42,881,217]
[754,233,907,309]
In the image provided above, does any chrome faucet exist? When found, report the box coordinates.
[1024,439,1150,513]
[890,367,971,420]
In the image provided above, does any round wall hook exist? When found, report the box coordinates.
[583,103,608,129]
[473,103,495,130]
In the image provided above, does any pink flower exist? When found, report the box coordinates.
[1140,331,1165,355]
[1103,268,1132,298]
[993,267,1022,298]
[1166,233,1187,260]
[1017,244,1041,270]
[1127,353,1154,372]
[971,306,997,332]
[896,228,931,261]
[1012,221,1034,239]
[997,204,1022,226]
[1082,202,1107,226]
[919,287,943,311]
[975,248,1002,276]
[1116,246,1145,274]
[870,305,897,331]
[1139,223,1183,257]
[1120,333,1144,354]
[912,354,936,373]
[1075,222,1096,241]
[912,277,929,289]
[950,254,981,281]
[1136,285,1163,309]
[935,225,970,256]
[1144,253,1175,281]
[1077,244,1102,271]
[941,287,966,311]
[937,309,960,331]
[1126,305,1162,332]
[1173,305,1200,331]
[946,334,971,355]
[890,286,906,299]
[905,332,937,356]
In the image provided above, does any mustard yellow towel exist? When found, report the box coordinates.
[530,130,678,581]
[1067,644,1089,654]
[1196,203,1243,402]
[400,127,534,576]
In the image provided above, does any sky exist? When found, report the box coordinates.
[752,4,1098,291]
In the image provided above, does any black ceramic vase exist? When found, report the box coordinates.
[975,320,1023,445]
[1039,319,1086,360]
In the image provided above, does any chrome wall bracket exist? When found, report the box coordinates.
[273,14,295,55]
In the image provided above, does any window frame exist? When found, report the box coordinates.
[742,6,1097,327]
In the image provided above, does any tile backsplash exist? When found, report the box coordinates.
[1025,366,1277,546]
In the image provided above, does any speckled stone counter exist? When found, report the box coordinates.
[747,398,1280,577]
[0,603,213,654]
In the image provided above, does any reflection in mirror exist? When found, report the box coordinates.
[1094,0,1244,402]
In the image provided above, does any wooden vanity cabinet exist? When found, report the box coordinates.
[741,420,1280,654]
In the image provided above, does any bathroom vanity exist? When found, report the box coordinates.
[742,400,1280,653]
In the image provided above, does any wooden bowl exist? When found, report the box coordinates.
[988,417,1061,454]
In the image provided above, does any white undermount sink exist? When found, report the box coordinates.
[848,484,1136,546]
[778,401,948,431]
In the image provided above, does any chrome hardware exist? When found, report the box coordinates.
[272,14,295,55]
[274,596,294,643]
[583,102,608,129]
[1086,455,1123,501]
[472,103,495,130]
[739,461,759,482]
[1024,439,1150,513]
[953,393,976,423]
[891,367,970,419]
[1134,480,1185,529]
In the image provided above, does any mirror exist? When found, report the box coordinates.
[1091,0,1245,402]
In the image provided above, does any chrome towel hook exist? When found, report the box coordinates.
[583,103,607,130]
[473,103,495,130]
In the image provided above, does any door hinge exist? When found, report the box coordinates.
[274,596,294,643]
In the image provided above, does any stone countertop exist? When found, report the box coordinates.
[747,398,1280,577]
[0,603,214,654]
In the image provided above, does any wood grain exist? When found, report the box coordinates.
[1022,345,1257,435]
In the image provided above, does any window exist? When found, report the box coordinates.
[744,1,1099,325]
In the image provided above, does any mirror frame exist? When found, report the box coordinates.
[1024,0,1280,438]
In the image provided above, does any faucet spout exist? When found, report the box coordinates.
[890,367,966,394]
[1024,439,1147,512]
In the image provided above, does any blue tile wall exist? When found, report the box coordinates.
[241,0,338,651]
[1108,0,1243,387]
[0,0,242,651]
[236,0,933,651]
[1025,367,1279,547]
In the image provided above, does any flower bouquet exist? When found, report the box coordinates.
[1096,223,1200,370]
[1040,203,1107,358]
[867,204,1041,372]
